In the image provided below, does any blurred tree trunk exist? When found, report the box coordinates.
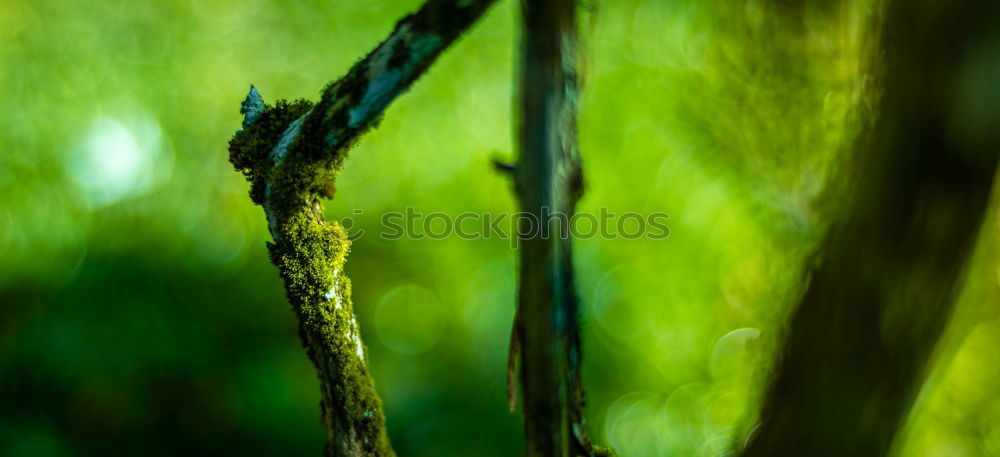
[510,0,607,456]
[742,1,1000,455]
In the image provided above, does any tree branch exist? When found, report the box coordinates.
[276,0,499,172]
[510,1,610,455]
[227,1,498,455]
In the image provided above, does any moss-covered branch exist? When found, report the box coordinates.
[231,88,393,457]
[226,1,498,455]
[510,1,610,456]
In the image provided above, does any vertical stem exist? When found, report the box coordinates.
[742,1,1000,455]
[514,1,603,456]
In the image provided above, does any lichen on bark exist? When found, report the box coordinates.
[270,210,392,457]
[228,91,393,457]
[226,1,502,454]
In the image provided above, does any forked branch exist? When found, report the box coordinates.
[227,1,497,455]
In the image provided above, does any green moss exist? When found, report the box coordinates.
[587,444,616,457]
[230,95,393,456]
[224,4,502,456]
[228,99,314,204]
[268,212,393,457]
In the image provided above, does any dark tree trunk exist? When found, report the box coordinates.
[743,1,1000,455]
[511,1,607,456]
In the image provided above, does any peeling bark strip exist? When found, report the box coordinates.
[227,1,497,455]
[511,1,609,456]
[742,1,1000,456]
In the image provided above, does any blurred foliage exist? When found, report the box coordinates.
[0,0,997,456]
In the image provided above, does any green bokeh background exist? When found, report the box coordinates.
[1,0,998,456]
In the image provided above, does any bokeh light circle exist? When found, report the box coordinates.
[374,284,445,355]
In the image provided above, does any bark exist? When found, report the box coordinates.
[742,1,1000,455]
[510,1,609,455]
[227,1,497,455]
